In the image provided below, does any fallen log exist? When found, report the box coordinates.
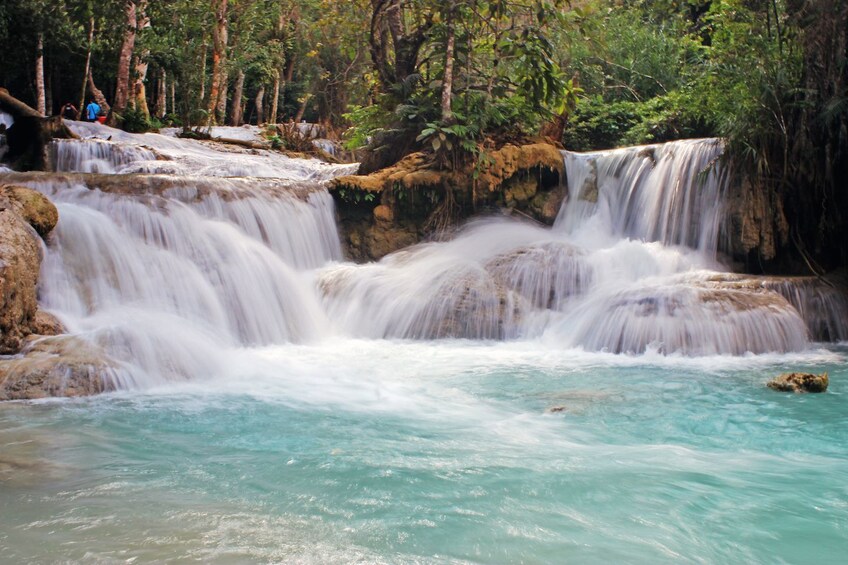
[0,88,78,171]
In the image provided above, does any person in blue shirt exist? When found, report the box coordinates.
[85,99,101,122]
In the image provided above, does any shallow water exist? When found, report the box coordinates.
[2,341,847,564]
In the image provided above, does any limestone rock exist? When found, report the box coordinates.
[0,336,120,400]
[0,207,42,354]
[1,185,58,237]
[0,185,60,354]
[373,204,394,223]
[767,372,829,393]
[31,310,65,336]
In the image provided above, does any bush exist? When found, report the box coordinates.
[562,91,712,151]
[118,106,157,133]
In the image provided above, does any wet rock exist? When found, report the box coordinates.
[767,372,829,393]
[0,336,120,400]
[0,185,60,354]
[724,175,789,263]
[546,405,567,413]
[1,185,58,236]
[0,207,42,353]
[373,204,394,223]
[30,310,65,336]
[578,158,599,203]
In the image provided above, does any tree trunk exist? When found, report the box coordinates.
[198,43,207,103]
[35,33,46,115]
[207,0,229,124]
[216,78,228,123]
[78,16,95,120]
[132,1,151,119]
[230,70,245,126]
[110,0,138,126]
[156,68,167,118]
[87,71,111,115]
[294,95,310,123]
[0,88,78,170]
[169,80,176,118]
[440,5,456,122]
[270,71,281,125]
[133,57,150,117]
[255,86,265,125]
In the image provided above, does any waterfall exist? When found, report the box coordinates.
[53,121,358,180]
[16,173,342,386]
[318,139,843,354]
[51,139,158,173]
[555,139,726,256]
[2,132,847,393]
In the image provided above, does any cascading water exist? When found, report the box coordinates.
[319,138,838,354]
[3,132,845,386]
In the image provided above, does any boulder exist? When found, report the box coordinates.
[0,185,60,354]
[0,336,120,400]
[767,372,829,393]
[2,184,59,236]
[0,206,42,353]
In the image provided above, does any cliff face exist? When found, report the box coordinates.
[331,143,565,262]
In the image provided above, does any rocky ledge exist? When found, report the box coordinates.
[330,143,565,262]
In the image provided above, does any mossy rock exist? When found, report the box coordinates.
[767,372,829,393]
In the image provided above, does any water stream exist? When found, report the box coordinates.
[1,127,846,563]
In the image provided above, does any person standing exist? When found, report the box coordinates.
[85,99,101,122]
[61,102,78,120]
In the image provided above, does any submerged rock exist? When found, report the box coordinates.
[767,372,829,393]
[0,336,120,400]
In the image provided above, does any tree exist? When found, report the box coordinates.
[207,0,229,124]
[109,0,139,126]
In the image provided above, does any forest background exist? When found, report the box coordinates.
[0,0,845,269]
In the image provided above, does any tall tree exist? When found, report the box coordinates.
[132,0,151,119]
[110,0,138,126]
[207,0,229,124]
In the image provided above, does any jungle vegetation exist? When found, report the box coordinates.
[0,0,845,266]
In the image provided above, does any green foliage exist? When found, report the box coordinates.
[696,0,803,172]
[116,105,158,134]
[342,104,394,150]
[563,91,709,150]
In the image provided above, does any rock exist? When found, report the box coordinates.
[504,176,537,205]
[578,158,599,203]
[0,185,60,354]
[0,207,42,354]
[30,310,65,336]
[547,406,567,413]
[373,204,394,223]
[0,336,120,400]
[1,185,58,236]
[767,372,829,393]
[724,175,789,264]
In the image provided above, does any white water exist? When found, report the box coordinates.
[2,131,846,390]
[54,121,357,180]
